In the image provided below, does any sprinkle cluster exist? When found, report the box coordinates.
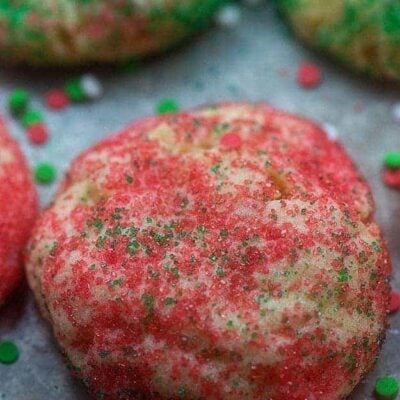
[7,74,103,185]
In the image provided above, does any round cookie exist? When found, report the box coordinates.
[0,0,225,66]
[276,0,400,81]
[0,118,37,305]
[26,103,390,400]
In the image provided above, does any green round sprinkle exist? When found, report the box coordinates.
[0,341,19,364]
[8,89,29,116]
[21,109,44,128]
[384,152,400,169]
[156,98,180,115]
[34,162,56,184]
[65,78,86,102]
[375,376,400,399]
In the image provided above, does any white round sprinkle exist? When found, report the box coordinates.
[80,74,103,100]
[322,122,339,141]
[391,102,400,124]
[215,5,242,28]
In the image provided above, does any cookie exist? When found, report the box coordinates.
[0,0,225,66]
[0,118,37,305]
[26,102,390,399]
[277,0,400,81]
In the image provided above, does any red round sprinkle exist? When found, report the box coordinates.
[45,89,69,110]
[382,168,400,190]
[297,63,322,88]
[220,133,242,150]
[26,123,49,145]
[389,291,400,314]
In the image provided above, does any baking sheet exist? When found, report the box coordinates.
[0,3,399,399]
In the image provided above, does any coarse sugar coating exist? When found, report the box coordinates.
[276,0,400,81]
[0,118,37,305]
[26,102,391,399]
[0,0,225,66]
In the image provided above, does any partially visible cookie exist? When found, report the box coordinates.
[0,118,37,305]
[0,0,225,66]
[277,0,400,81]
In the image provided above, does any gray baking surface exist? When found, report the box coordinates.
[0,3,399,399]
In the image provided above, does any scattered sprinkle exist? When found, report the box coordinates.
[34,162,56,185]
[81,74,103,100]
[384,152,400,169]
[215,5,241,28]
[297,62,323,88]
[26,123,49,145]
[8,89,29,116]
[65,78,86,103]
[0,341,19,364]
[45,89,69,110]
[389,291,400,314]
[156,98,180,115]
[322,122,339,141]
[375,376,399,399]
[220,132,242,150]
[382,168,400,190]
[391,102,400,124]
[21,109,44,128]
